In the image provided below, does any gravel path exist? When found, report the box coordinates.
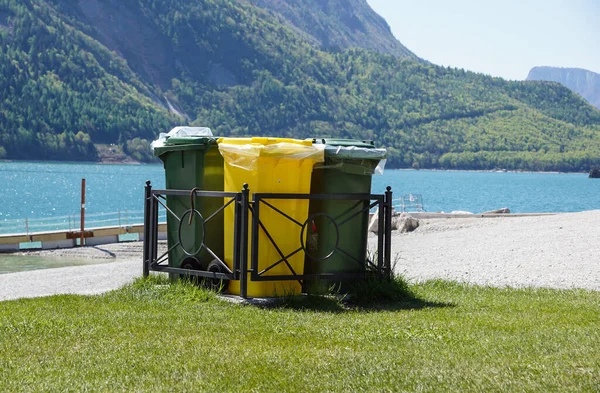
[0,242,167,302]
[1,212,599,301]
[371,210,600,291]
[0,260,141,301]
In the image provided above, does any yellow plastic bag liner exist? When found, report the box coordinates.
[218,137,324,297]
[218,141,325,171]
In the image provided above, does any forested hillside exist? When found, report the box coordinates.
[1,0,600,171]
[0,0,177,160]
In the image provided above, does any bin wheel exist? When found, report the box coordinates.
[206,260,229,293]
[180,257,202,285]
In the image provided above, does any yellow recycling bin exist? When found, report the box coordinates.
[218,137,324,297]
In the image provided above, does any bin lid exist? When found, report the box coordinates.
[311,139,387,160]
[313,138,376,149]
[164,136,218,146]
[153,136,219,157]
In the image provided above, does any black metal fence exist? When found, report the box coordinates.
[143,181,393,298]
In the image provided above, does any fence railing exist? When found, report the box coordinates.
[393,194,426,213]
[0,210,167,236]
[143,183,394,298]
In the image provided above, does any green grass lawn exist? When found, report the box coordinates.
[1,277,599,392]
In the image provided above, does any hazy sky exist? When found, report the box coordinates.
[366,0,599,80]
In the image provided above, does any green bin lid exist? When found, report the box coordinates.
[312,138,376,149]
[165,136,218,145]
[153,136,219,157]
[311,138,386,160]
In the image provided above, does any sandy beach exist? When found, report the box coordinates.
[1,211,599,301]
[370,210,600,291]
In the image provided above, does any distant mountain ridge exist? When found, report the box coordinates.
[245,0,418,59]
[527,67,600,109]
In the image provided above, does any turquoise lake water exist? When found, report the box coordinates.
[372,169,600,213]
[1,161,599,230]
[0,161,165,220]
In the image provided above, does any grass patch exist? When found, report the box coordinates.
[1,276,599,392]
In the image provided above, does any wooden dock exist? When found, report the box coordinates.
[0,224,167,253]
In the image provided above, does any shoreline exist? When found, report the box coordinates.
[386,167,590,175]
[1,159,593,174]
[0,158,151,165]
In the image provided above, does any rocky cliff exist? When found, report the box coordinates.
[527,66,600,109]
[246,0,418,59]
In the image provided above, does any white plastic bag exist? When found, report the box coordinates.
[151,127,213,150]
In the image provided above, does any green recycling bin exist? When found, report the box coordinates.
[153,135,224,276]
[305,139,386,294]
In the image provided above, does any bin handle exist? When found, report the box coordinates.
[188,187,201,225]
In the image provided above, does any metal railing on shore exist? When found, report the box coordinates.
[0,210,167,236]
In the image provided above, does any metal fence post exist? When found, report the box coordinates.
[384,186,393,280]
[250,189,261,297]
[240,184,250,299]
[80,178,86,247]
[232,195,241,282]
[151,186,159,267]
[377,195,385,281]
[143,181,151,277]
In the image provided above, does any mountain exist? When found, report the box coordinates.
[527,67,600,109]
[244,0,419,59]
[1,0,600,172]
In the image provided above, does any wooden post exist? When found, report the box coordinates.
[80,178,86,247]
